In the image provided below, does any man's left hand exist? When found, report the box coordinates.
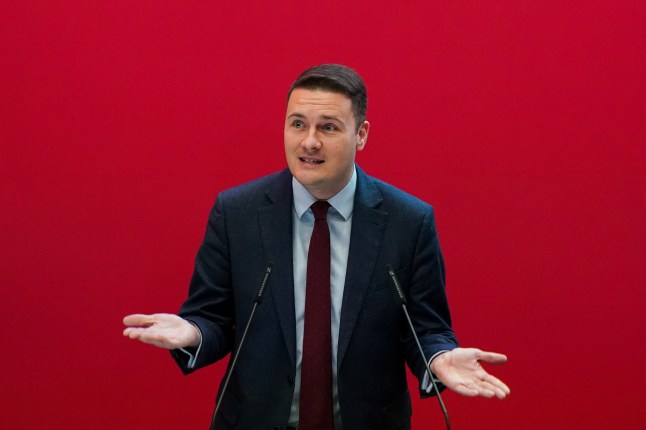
[430,347,510,399]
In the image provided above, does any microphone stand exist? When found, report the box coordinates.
[387,264,450,430]
[211,263,273,429]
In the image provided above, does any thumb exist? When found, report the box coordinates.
[477,351,508,365]
[123,314,155,327]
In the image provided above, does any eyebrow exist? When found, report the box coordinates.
[287,113,343,123]
[321,115,343,123]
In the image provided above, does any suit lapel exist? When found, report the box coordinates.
[337,167,387,367]
[258,169,297,368]
[256,167,388,369]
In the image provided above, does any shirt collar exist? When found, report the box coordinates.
[292,166,356,221]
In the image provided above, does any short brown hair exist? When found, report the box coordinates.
[288,64,367,130]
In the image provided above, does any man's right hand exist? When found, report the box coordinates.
[123,313,201,350]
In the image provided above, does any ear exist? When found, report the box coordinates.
[356,121,370,151]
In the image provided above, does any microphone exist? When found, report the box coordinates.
[252,263,273,304]
[386,264,450,430]
[211,263,273,429]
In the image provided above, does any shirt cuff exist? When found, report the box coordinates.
[178,321,203,369]
[422,350,449,393]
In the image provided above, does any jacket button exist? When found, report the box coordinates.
[287,375,294,385]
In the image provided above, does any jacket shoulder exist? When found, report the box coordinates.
[217,169,291,208]
[366,175,435,216]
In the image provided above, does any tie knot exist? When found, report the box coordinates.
[310,200,330,220]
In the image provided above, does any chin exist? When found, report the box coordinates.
[294,172,320,187]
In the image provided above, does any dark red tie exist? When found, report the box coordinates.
[299,200,334,429]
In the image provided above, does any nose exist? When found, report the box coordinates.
[302,129,321,151]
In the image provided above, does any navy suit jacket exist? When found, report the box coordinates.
[172,166,458,429]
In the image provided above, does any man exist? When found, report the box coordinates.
[123,64,510,429]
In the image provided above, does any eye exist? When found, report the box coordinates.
[292,120,304,129]
[322,123,338,132]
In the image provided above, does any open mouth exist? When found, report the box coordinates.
[299,157,324,165]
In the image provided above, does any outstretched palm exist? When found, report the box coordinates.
[431,347,510,399]
[123,313,200,350]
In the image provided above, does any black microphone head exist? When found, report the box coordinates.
[386,264,407,305]
[254,263,274,304]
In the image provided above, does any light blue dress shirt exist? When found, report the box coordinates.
[288,167,357,427]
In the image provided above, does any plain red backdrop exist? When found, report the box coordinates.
[1,1,644,429]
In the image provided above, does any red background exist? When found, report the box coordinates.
[2,1,645,428]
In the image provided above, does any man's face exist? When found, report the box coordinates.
[284,88,369,200]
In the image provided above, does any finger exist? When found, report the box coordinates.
[477,351,508,365]
[453,383,479,397]
[123,327,167,347]
[123,326,150,339]
[477,387,496,398]
[463,382,497,398]
[477,379,508,399]
[473,373,510,398]
[493,386,509,399]
[123,314,156,327]
[484,373,511,396]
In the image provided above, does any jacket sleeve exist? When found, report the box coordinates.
[170,193,235,374]
[402,206,459,397]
